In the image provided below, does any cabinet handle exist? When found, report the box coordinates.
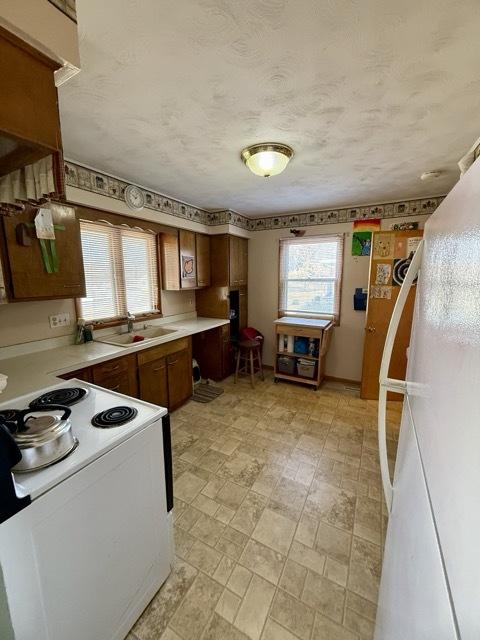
[111,385,120,391]
[168,360,178,366]
[153,366,166,372]
[104,365,120,373]
[63,284,81,288]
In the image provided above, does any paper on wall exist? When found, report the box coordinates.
[34,208,55,240]
[375,263,391,285]
[370,285,392,299]
[373,234,394,259]
[407,236,422,255]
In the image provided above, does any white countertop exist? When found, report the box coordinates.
[274,316,332,329]
[0,316,229,402]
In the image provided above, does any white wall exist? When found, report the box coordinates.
[248,215,430,382]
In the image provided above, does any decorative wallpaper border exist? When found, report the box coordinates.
[64,161,444,232]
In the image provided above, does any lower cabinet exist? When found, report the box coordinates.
[60,337,193,411]
[193,324,232,381]
[166,348,192,411]
[137,337,193,411]
[138,357,168,407]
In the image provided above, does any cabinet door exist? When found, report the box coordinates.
[167,348,192,410]
[60,368,92,383]
[179,230,196,289]
[1,204,85,300]
[239,287,248,330]
[375,400,458,640]
[221,324,233,378]
[238,238,248,286]
[196,234,210,287]
[229,235,240,287]
[139,357,168,407]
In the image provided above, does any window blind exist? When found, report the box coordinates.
[78,220,159,322]
[279,234,344,323]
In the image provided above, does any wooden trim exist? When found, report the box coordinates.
[72,203,174,235]
[324,375,360,385]
[275,372,318,386]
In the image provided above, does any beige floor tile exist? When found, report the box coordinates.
[315,521,352,564]
[279,559,308,599]
[216,481,249,510]
[158,628,182,640]
[240,538,285,585]
[289,540,326,575]
[269,589,315,640]
[324,557,348,588]
[347,537,382,605]
[261,618,299,640]
[212,554,236,585]
[234,574,275,640]
[294,513,319,548]
[170,573,222,640]
[304,480,356,532]
[344,607,375,639]
[217,451,264,488]
[230,491,268,535]
[302,571,346,624]
[227,564,253,597]
[201,476,226,499]
[210,436,241,456]
[311,613,358,640]
[190,514,226,547]
[215,588,242,623]
[186,539,222,576]
[202,612,250,640]
[191,493,220,517]
[214,504,236,525]
[174,472,208,503]
[251,508,296,555]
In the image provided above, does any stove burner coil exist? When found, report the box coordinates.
[30,387,87,409]
[91,406,138,429]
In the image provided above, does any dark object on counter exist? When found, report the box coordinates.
[354,288,367,311]
[0,424,31,524]
[84,324,94,342]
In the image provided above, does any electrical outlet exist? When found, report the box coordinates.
[49,313,71,329]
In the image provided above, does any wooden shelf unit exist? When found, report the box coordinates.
[274,317,333,390]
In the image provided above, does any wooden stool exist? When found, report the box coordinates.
[235,339,264,388]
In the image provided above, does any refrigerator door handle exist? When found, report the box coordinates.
[378,239,424,512]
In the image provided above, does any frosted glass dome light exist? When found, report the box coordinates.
[241,143,294,177]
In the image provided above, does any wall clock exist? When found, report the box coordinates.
[124,184,145,211]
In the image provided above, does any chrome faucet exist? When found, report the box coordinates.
[126,311,135,333]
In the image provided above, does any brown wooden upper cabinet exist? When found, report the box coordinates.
[196,233,211,288]
[0,204,86,301]
[0,27,62,176]
[210,235,248,288]
[161,230,210,290]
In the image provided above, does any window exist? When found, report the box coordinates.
[78,220,159,323]
[279,234,344,323]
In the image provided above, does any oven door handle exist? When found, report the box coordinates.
[378,239,423,513]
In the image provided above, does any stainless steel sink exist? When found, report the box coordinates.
[95,326,177,347]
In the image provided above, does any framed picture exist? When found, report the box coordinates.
[181,254,195,279]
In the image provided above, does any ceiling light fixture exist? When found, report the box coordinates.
[420,170,442,181]
[241,143,294,178]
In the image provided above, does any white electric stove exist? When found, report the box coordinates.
[0,380,174,640]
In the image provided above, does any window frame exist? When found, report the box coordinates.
[76,219,162,328]
[278,233,344,324]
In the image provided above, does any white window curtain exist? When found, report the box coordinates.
[279,234,344,323]
[78,220,159,322]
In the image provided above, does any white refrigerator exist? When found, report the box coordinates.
[374,158,480,639]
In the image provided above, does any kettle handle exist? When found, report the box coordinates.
[0,424,31,524]
[16,405,72,433]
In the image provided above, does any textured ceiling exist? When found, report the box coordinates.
[59,0,480,217]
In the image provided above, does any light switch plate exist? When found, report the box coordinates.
[49,313,71,329]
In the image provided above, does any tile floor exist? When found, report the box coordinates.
[130,372,401,640]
